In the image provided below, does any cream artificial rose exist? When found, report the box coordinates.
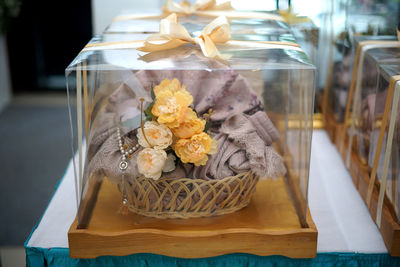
[137,148,167,180]
[137,121,173,150]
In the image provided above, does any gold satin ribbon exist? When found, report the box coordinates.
[162,0,233,15]
[162,0,287,22]
[278,8,312,25]
[82,39,301,54]
[137,13,231,60]
[113,0,285,22]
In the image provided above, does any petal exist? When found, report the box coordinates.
[170,78,181,93]
[154,78,171,96]
[175,90,193,107]
[194,155,208,166]
[137,130,151,148]
[208,139,218,155]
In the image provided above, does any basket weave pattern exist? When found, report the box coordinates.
[124,171,259,219]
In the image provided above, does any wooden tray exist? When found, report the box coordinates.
[69,176,317,259]
[344,143,400,256]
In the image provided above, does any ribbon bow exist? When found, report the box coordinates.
[163,0,233,15]
[278,8,312,24]
[113,0,285,23]
[137,13,231,60]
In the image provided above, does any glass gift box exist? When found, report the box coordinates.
[341,39,400,167]
[106,11,319,67]
[366,63,400,213]
[106,10,320,116]
[287,18,319,112]
[345,0,399,39]
[323,0,399,128]
[326,35,396,124]
[289,19,318,72]
[105,12,291,36]
[343,63,400,256]
[66,21,317,258]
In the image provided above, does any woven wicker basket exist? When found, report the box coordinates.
[122,171,259,219]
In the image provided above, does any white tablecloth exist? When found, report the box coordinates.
[27,130,387,253]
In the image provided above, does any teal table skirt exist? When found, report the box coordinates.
[25,247,400,267]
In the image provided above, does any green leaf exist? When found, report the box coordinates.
[204,120,211,133]
[144,102,155,121]
[151,84,156,100]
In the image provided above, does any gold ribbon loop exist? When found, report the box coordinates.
[163,0,192,15]
[195,0,233,11]
[162,0,233,15]
[113,0,284,23]
[138,13,231,60]
[278,8,312,24]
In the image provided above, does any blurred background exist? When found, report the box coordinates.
[0,1,163,265]
[0,0,399,266]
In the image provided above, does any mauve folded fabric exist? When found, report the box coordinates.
[135,68,260,123]
[192,111,286,180]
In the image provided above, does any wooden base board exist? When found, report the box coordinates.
[346,146,400,256]
[69,177,317,259]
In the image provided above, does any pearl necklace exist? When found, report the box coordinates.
[117,127,140,170]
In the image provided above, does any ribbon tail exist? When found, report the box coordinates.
[193,0,234,11]
[137,38,188,52]
[279,9,312,24]
[139,46,194,62]
[195,36,231,60]
[203,16,231,43]
[211,1,234,11]
[193,0,216,10]
[163,0,192,14]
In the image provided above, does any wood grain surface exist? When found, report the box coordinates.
[69,177,317,258]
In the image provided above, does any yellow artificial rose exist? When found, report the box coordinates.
[137,148,167,180]
[171,108,206,139]
[174,132,218,166]
[151,89,193,128]
[137,121,173,150]
[153,78,184,96]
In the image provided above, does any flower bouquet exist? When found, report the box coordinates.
[136,78,217,180]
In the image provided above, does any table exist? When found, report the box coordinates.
[25,131,400,266]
